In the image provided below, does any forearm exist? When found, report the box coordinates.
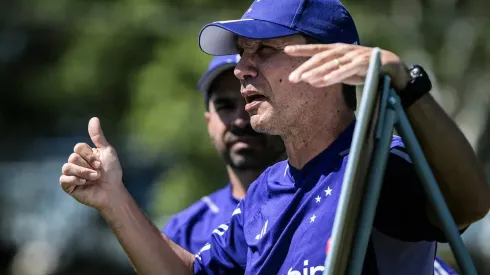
[100,187,194,275]
[406,94,490,225]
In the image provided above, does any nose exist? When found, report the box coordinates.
[232,106,251,129]
[234,52,258,81]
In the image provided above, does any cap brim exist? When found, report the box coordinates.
[197,62,237,94]
[199,19,298,56]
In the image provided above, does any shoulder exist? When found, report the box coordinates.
[246,160,288,196]
[237,161,289,217]
[162,186,231,234]
[337,135,412,174]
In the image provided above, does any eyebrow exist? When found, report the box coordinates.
[235,40,287,51]
[211,94,236,102]
[236,38,293,51]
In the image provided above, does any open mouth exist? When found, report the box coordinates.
[245,94,267,103]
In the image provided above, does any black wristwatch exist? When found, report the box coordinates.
[397,64,432,109]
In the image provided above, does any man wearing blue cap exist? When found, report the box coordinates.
[162,55,456,273]
[162,55,285,254]
[59,0,490,274]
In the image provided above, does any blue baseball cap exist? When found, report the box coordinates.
[199,0,360,56]
[197,54,241,97]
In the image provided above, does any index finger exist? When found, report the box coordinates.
[73,143,101,169]
[284,44,337,56]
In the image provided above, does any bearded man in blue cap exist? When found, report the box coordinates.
[59,0,490,274]
[162,54,285,254]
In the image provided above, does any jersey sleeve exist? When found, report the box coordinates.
[193,199,247,275]
[162,216,183,246]
[373,145,464,242]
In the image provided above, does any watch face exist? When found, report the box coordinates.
[410,65,422,78]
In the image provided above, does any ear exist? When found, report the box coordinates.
[204,111,211,125]
[204,111,215,140]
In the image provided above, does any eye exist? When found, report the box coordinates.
[257,45,277,55]
[214,102,235,111]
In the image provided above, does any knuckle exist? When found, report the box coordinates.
[335,43,346,50]
[61,163,70,175]
[77,167,89,178]
[86,153,96,163]
[309,55,319,63]
[353,54,367,63]
[344,50,358,59]
[360,53,370,63]
[311,54,324,63]
[317,52,330,62]
[73,142,86,152]
[68,153,79,163]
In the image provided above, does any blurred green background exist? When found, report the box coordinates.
[0,0,489,274]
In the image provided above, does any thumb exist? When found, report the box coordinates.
[88,117,110,148]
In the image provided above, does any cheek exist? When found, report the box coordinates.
[207,116,228,140]
[261,55,307,100]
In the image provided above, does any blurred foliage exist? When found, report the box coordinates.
[0,0,489,272]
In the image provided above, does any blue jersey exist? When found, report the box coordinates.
[434,257,458,275]
[163,185,239,253]
[194,122,463,275]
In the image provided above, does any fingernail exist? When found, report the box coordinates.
[301,72,310,79]
[289,73,298,83]
[89,171,98,179]
[80,179,86,184]
[284,46,294,52]
[93,160,101,168]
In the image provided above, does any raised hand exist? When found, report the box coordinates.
[59,117,124,210]
[285,43,411,91]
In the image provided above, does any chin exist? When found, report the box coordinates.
[250,113,279,135]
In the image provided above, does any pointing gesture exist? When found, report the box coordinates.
[60,117,123,210]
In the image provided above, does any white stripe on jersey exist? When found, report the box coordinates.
[201,196,220,213]
[433,260,450,275]
[195,243,211,260]
[212,224,229,236]
[232,207,241,216]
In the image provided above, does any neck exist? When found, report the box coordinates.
[227,166,264,200]
[283,112,355,169]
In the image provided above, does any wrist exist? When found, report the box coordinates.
[99,184,134,218]
[395,64,432,109]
